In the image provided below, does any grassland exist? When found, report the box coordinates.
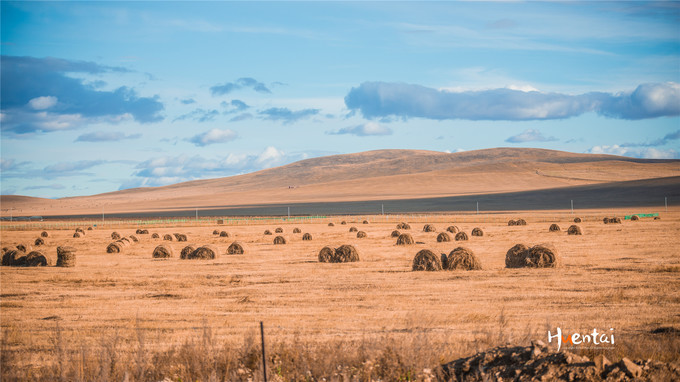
[1,210,679,380]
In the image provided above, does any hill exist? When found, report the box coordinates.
[2,148,679,217]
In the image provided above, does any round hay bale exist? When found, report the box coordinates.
[106,242,123,253]
[356,231,367,238]
[136,229,144,234]
[318,246,334,263]
[2,250,18,266]
[129,235,139,243]
[34,237,45,246]
[549,224,561,232]
[212,229,220,235]
[391,230,401,238]
[363,220,369,225]
[333,244,359,263]
[471,227,484,237]
[273,236,287,245]
[264,230,272,235]
[508,220,517,226]
[75,227,85,235]
[328,222,335,227]
[455,232,468,241]
[613,217,622,224]
[16,244,31,253]
[654,216,661,220]
[422,224,436,232]
[412,249,442,271]
[141,229,149,234]
[517,219,527,226]
[56,246,76,267]
[163,234,174,241]
[396,233,414,245]
[180,245,196,259]
[111,232,121,240]
[446,247,482,270]
[87,226,93,231]
[227,242,245,255]
[505,244,528,268]
[275,227,284,233]
[567,225,582,235]
[440,253,449,270]
[219,231,230,237]
[41,231,49,238]
[302,233,312,241]
[116,239,129,247]
[173,233,187,242]
[25,251,51,266]
[349,226,358,232]
[397,222,411,230]
[436,232,451,242]
[293,228,301,234]
[446,226,459,233]
[73,232,83,238]
[631,215,639,221]
[573,217,582,223]
[153,244,174,259]
[151,233,160,239]
[525,244,560,268]
[120,237,131,245]
[341,221,347,225]
[8,250,28,266]
[603,217,610,224]
[190,245,218,260]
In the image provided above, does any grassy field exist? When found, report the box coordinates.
[1,210,679,380]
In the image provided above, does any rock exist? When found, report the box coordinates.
[620,357,642,378]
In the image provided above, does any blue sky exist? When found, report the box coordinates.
[1,1,679,198]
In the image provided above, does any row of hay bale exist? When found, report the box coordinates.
[604,217,622,224]
[106,232,141,253]
[1,246,75,267]
[213,230,231,237]
[135,228,150,234]
[508,219,527,226]
[318,245,359,263]
[72,227,93,238]
[152,241,245,259]
[549,224,582,235]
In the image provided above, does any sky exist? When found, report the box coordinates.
[1,1,679,199]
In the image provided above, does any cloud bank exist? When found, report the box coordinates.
[344,81,680,121]
[75,131,142,142]
[505,129,558,143]
[258,107,319,124]
[210,77,271,96]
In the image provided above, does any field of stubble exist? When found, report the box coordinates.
[1,211,679,381]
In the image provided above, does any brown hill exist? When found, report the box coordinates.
[2,148,679,217]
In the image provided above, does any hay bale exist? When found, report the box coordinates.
[567,225,582,235]
[573,217,582,223]
[349,227,358,232]
[455,232,468,241]
[136,229,144,234]
[87,226,93,231]
[151,233,160,239]
[73,232,82,238]
[631,215,640,221]
[363,220,369,224]
[120,237,131,245]
[56,246,76,267]
[396,233,414,245]
[517,219,527,226]
[25,251,51,266]
[115,239,129,247]
[219,231,230,237]
[302,233,312,241]
[613,217,621,224]
[603,217,610,224]
[525,244,560,268]
[440,253,449,270]
[422,224,436,232]
[16,244,31,253]
[173,233,187,242]
[264,230,272,235]
[180,245,196,259]
[549,224,561,232]
[153,244,174,259]
[273,236,287,245]
[34,237,45,246]
[6,250,27,266]
[437,232,451,242]
[227,242,245,255]
[412,249,442,271]
[446,247,482,270]
[446,226,459,233]
[654,216,661,220]
[508,220,517,226]
[111,232,121,240]
[163,234,174,241]
[190,245,218,260]
[318,247,334,263]
[293,228,301,233]
[341,221,347,225]
[397,222,411,230]
[471,227,484,237]
[391,230,401,238]
[213,230,220,235]
[505,244,528,268]
[75,227,85,235]
[129,235,139,243]
[106,242,124,253]
[333,244,359,263]
[41,231,49,238]
[356,231,367,238]
[2,250,18,266]
[275,227,284,233]
[217,219,224,225]
[328,222,335,227]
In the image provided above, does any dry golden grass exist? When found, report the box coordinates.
[1,210,679,380]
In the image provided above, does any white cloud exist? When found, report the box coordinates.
[28,96,58,110]
[187,128,238,147]
[506,129,558,143]
[587,145,677,159]
[327,122,393,136]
